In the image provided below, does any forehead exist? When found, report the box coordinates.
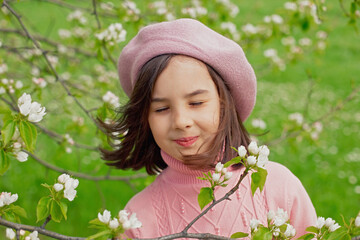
[152,56,217,96]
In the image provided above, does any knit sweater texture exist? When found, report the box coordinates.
[124,150,317,239]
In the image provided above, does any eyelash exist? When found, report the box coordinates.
[154,102,204,113]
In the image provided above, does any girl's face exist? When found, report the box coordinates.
[148,56,220,161]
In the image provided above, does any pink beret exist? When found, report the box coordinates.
[118,18,257,122]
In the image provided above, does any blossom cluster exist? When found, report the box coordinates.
[250,208,296,238]
[64,133,75,154]
[148,1,175,21]
[263,48,286,71]
[284,0,322,24]
[0,192,18,207]
[220,22,240,41]
[67,10,87,25]
[53,174,79,201]
[102,91,120,108]
[181,0,207,18]
[0,78,23,94]
[238,141,270,169]
[315,216,341,232]
[288,112,323,140]
[212,162,233,183]
[95,23,127,46]
[17,93,46,123]
[215,0,239,17]
[122,0,141,16]
[98,209,142,230]
[251,118,267,130]
[6,229,39,240]
[356,213,360,227]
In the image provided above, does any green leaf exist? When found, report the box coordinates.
[0,149,10,175]
[230,232,249,238]
[197,187,213,210]
[2,120,16,146]
[89,218,106,226]
[224,156,241,168]
[19,121,36,152]
[250,168,268,195]
[36,196,51,222]
[59,201,68,220]
[305,226,320,234]
[297,233,315,240]
[50,200,63,223]
[8,205,27,218]
[86,229,112,240]
[252,226,272,240]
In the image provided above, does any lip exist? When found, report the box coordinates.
[174,136,198,147]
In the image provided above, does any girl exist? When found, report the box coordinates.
[101,19,317,238]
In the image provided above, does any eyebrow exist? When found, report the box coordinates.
[151,89,209,102]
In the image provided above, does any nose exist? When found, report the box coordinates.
[172,107,193,130]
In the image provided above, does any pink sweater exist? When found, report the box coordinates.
[124,151,317,238]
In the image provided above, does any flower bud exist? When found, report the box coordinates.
[224,172,232,180]
[329,223,340,232]
[316,217,326,229]
[58,173,70,184]
[109,218,120,229]
[54,183,64,192]
[212,173,221,183]
[215,162,223,173]
[248,141,259,155]
[98,209,111,224]
[247,156,257,166]
[6,228,15,240]
[355,216,360,227]
[258,145,270,157]
[249,219,260,230]
[267,210,275,221]
[237,145,247,158]
[20,230,26,236]
[273,228,280,237]
[325,217,335,228]
[284,224,296,237]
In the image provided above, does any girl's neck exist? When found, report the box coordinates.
[160,150,212,184]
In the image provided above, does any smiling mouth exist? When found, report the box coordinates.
[174,136,198,147]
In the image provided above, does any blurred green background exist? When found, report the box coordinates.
[0,0,359,238]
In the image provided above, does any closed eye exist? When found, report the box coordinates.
[155,107,169,113]
[190,102,203,106]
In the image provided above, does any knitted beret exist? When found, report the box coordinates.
[118,18,257,122]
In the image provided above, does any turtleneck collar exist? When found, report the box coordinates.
[160,150,210,184]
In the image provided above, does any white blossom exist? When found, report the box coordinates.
[224,172,233,180]
[54,183,64,192]
[257,155,268,169]
[258,145,270,157]
[58,29,72,39]
[289,112,304,125]
[27,230,39,240]
[28,102,46,123]
[273,208,289,227]
[325,217,335,228]
[18,93,32,116]
[15,80,23,89]
[238,145,247,158]
[251,118,266,130]
[20,230,25,236]
[212,173,221,183]
[284,2,297,11]
[316,217,326,229]
[355,216,360,227]
[6,228,15,239]
[0,86,5,94]
[267,210,275,220]
[316,31,328,39]
[273,227,280,237]
[122,213,142,230]
[299,38,312,46]
[281,36,296,46]
[13,142,22,149]
[64,187,77,201]
[215,162,223,172]
[329,223,340,232]
[284,223,296,237]
[118,210,130,223]
[122,0,140,15]
[0,192,18,207]
[264,48,278,58]
[242,23,259,35]
[15,151,28,162]
[32,77,47,88]
[247,156,257,166]
[67,10,87,24]
[0,63,8,74]
[102,91,120,108]
[96,23,127,46]
[248,141,259,155]
[58,173,71,184]
[220,22,240,41]
[250,218,260,230]
[109,218,120,229]
[98,209,111,224]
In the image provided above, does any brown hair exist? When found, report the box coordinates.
[99,54,250,175]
